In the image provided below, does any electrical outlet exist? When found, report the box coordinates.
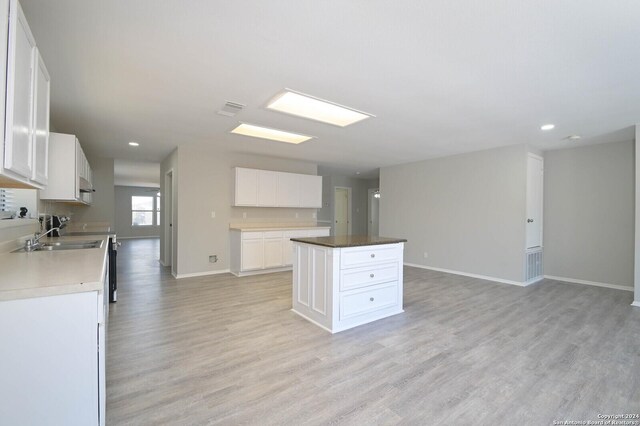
[295,212,299,219]
[242,212,247,219]
[209,255,218,263]
[211,211,216,219]
[312,212,317,219]
[423,252,428,259]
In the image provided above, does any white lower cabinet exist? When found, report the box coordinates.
[230,227,330,276]
[292,242,404,333]
[0,285,107,425]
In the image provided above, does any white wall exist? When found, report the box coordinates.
[167,146,319,277]
[545,140,634,289]
[380,144,528,283]
[114,186,160,238]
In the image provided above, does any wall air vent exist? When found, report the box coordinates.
[217,101,246,117]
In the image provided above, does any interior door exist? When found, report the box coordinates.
[526,155,544,249]
[334,187,349,236]
[4,0,37,178]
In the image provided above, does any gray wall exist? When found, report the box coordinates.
[171,146,319,276]
[317,174,379,236]
[545,140,634,288]
[114,186,161,238]
[380,144,528,283]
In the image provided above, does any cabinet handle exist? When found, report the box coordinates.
[370,273,374,278]
[370,297,374,302]
[370,254,375,258]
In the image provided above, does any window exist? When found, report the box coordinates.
[131,193,161,226]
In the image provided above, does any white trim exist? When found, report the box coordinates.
[174,269,231,279]
[230,266,292,277]
[544,275,633,292]
[631,301,640,308]
[117,236,160,240]
[404,262,527,287]
[291,309,333,333]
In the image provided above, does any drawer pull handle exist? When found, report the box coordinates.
[370,274,374,278]
[370,254,375,258]
[370,297,375,302]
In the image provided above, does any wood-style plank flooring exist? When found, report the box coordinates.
[107,238,640,425]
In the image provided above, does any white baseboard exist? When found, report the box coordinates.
[404,262,527,287]
[174,269,231,279]
[631,301,640,308]
[544,275,633,292]
[230,266,293,277]
[117,236,160,240]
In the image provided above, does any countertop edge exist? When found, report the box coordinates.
[290,238,407,248]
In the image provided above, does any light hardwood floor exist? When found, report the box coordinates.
[107,238,640,425]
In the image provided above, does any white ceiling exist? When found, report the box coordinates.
[113,160,159,188]
[21,0,640,174]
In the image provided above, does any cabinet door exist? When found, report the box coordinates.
[276,172,300,207]
[264,238,283,268]
[257,170,277,206]
[241,239,263,270]
[31,49,49,184]
[4,0,36,178]
[299,175,322,208]
[234,168,258,206]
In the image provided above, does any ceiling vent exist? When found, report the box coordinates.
[217,101,245,117]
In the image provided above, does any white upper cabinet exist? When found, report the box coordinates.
[0,0,50,189]
[233,167,322,208]
[31,49,50,185]
[3,0,36,179]
[299,174,322,208]
[40,133,93,205]
[257,170,277,206]
[276,172,300,207]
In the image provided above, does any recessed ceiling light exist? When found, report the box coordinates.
[356,171,361,175]
[267,89,374,127]
[128,141,139,147]
[540,124,555,131]
[230,123,313,144]
[566,135,582,141]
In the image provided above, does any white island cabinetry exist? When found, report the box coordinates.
[291,236,406,333]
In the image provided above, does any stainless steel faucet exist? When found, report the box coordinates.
[24,227,61,252]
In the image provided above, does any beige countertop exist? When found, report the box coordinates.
[0,235,109,301]
[290,235,407,248]
[229,224,331,231]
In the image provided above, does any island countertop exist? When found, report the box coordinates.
[290,235,407,248]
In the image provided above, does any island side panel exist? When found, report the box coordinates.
[291,242,336,331]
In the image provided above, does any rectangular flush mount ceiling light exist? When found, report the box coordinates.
[230,123,313,144]
[267,89,374,127]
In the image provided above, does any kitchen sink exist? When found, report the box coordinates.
[13,240,103,253]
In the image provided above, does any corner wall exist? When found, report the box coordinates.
[379,144,528,283]
[544,140,634,290]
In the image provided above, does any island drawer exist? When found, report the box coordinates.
[340,244,402,269]
[340,282,398,320]
[340,262,398,291]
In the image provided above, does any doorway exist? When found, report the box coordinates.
[334,187,351,236]
[367,188,380,236]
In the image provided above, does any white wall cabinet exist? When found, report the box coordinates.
[230,227,330,276]
[40,132,93,205]
[0,0,50,189]
[233,167,322,208]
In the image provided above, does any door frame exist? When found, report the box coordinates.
[367,188,379,236]
[334,186,352,236]
[164,169,176,276]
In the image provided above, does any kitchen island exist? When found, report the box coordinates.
[291,235,407,333]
